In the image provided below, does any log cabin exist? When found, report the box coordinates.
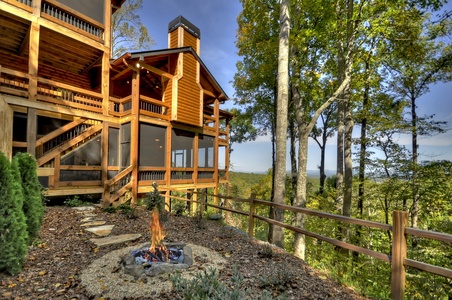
[0,0,232,206]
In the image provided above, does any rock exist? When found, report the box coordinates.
[72,206,95,211]
[80,217,94,222]
[208,213,223,220]
[124,265,145,279]
[84,225,114,236]
[90,234,142,247]
[80,221,106,227]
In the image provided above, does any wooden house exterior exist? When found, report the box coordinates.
[0,0,232,206]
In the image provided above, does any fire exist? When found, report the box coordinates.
[149,207,165,253]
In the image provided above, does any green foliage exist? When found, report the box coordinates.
[0,152,28,275]
[258,264,296,291]
[143,183,164,211]
[170,266,286,300]
[117,202,138,219]
[13,153,45,244]
[111,0,154,58]
[172,201,186,216]
[64,196,92,207]
[170,267,247,300]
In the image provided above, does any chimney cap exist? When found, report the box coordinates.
[168,15,201,39]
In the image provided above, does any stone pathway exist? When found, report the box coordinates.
[74,206,141,247]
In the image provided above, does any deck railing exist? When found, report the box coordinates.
[0,66,104,113]
[37,77,103,113]
[0,67,29,98]
[165,190,452,300]
[41,0,104,40]
[3,0,104,40]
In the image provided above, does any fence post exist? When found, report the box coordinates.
[248,193,256,238]
[200,189,206,217]
[391,210,408,300]
[225,184,230,223]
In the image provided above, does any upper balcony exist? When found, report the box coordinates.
[2,0,111,42]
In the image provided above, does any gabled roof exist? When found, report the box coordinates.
[111,47,229,101]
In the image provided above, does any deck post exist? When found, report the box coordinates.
[391,210,408,300]
[213,98,220,206]
[248,193,256,237]
[130,71,140,204]
[27,21,40,156]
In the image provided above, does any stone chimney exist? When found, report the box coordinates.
[168,16,201,55]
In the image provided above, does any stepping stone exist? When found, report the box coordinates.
[90,234,142,247]
[82,213,97,217]
[72,206,95,211]
[80,217,95,222]
[80,221,106,227]
[84,225,115,236]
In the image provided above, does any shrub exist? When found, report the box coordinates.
[0,152,28,275]
[64,196,92,207]
[143,182,164,211]
[13,153,45,244]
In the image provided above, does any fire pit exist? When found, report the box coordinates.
[120,242,192,277]
[80,207,228,299]
[119,208,193,278]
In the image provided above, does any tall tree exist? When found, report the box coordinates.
[383,7,451,228]
[234,0,280,242]
[272,0,290,248]
[111,0,155,58]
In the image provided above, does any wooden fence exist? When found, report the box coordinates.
[165,189,452,300]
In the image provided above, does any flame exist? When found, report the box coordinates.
[149,207,165,253]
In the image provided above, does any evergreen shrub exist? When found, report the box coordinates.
[13,153,45,244]
[0,152,28,275]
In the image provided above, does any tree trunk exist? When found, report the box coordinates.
[289,115,297,206]
[411,95,419,229]
[271,0,290,248]
[343,91,353,218]
[293,130,309,260]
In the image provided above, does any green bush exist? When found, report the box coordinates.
[143,183,164,211]
[64,196,92,207]
[0,152,28,275]
[13,153,45,244]
[170,267,287,300]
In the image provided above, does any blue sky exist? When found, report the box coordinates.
[138,0,452,173]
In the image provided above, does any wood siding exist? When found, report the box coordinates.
[183,30,198,52]
[175,53,201,126]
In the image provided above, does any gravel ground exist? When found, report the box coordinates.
[0,205,366,299]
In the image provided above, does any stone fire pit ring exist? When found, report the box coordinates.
[80,242,227,299]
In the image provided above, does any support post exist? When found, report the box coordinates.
[248,193,256,237]
[391,210,408,300]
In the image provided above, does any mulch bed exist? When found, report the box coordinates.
[0,206,365,299]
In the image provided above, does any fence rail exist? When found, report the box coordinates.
[165,189,452,300]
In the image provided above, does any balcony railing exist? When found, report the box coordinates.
[4,0,104,40]
[109,95,170,120]
[41,0,104,40]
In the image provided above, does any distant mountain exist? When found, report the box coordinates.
[306,169,336,178]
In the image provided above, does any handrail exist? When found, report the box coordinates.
[106,165,133,186]
[164,189,452,299]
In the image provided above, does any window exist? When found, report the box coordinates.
[120,123,131,169]
[171,129,194,168]
[198,134,214,168]
[139,123,166,167]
